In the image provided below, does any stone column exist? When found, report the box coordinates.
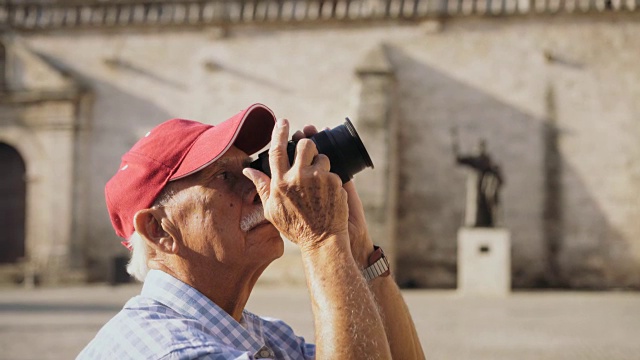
[0,35,91,285]
[22,99,84,284]
[352,43,399,269]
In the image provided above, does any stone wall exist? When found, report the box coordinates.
[388,15,640,289]
[11,11,640,288]
[0,36,90,283]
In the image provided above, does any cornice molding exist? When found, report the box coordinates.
[0,88,86,104]
[0,0,636,31]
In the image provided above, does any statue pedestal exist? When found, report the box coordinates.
[457,228,511,296]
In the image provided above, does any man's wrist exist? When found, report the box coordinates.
[300,234,359,283]
[300,233,351,260]
[352,241,375,269]
[362,245,391,281]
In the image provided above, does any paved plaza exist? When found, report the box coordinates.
[0,283,638,360]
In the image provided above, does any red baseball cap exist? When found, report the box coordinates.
[105,103,276,249]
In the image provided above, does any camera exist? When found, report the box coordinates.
[249,118,374,183]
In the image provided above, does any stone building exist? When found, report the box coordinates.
[0,0,638,289]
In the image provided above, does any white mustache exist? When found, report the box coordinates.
[240,205,267,232]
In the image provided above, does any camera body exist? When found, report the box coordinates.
[249,118,374,183]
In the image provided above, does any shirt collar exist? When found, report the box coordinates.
[140,269,267,354]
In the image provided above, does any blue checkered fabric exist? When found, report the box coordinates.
[77,270,315,360]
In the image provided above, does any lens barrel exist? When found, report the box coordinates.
[249,118,374,183]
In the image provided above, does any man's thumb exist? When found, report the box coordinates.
[242,168,270,202]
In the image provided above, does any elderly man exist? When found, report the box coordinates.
[78,104,424,359]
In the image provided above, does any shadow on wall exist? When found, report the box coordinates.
[386,47,635,290]
[37,52,174,282]
[87,78,174,282]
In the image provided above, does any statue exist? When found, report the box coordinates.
[451,129,504,228]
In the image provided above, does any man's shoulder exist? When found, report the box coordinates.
[244,312,315,359]
[77,296,228,360]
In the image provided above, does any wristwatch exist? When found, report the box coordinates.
[362,245,390,281]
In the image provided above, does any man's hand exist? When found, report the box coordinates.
[291,125,375,267]
[247,120,393,360]
[292,125,425,360]
[243,119,348,252]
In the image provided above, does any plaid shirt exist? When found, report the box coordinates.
[77,270,315,360]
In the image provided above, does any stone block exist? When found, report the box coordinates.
[457,228,511,296]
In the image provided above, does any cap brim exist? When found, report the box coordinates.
[170,104,276,181]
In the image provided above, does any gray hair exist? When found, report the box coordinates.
[126,186,176,282]
[126,231,149,282]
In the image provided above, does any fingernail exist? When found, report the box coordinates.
[278,118,288,128]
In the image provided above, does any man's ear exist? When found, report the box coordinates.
[133,208,178,255]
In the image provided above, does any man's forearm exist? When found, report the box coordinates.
[342,177,424,359]
[352,245,425,359]
[301,235,391,360]
[369,276,426,359]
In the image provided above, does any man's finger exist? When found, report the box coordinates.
[269,118,290,179]
[294,139,318,169]
[312,154,331,172]
[243,168,271,204]
[302,125,319,137]
[292,130,305,142]
[344,180,365,217]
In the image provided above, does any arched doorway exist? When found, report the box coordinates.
[0,143,26,264]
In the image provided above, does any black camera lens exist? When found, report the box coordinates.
[249,118,374,183]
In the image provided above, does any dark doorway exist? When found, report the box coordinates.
[0,143,26,264]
